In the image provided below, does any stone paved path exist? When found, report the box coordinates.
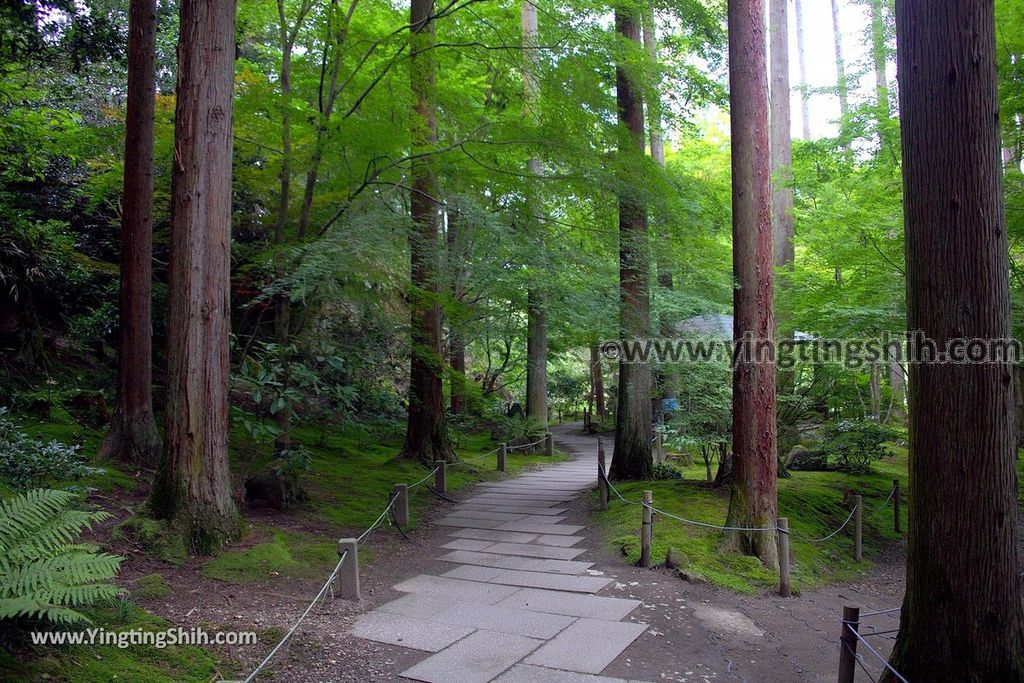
[349,425,652,682]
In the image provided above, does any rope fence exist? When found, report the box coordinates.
[594,435,903,593]
[239,431,559,680]
[837,605,909,683]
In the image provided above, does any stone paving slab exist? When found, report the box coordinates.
[445,510,530,522]
[400,630,542,683]
[535,535,585,547]
[465,505,569,516]
[495,588,641,621]
[439,550,593,575]
[434,517,504,529]
[496,521,585,535]
[441,566,613,593]
[471,491,577,501]
[493,664,628,683]
[393,574,522,605]
[523,618,648,674]
[483,542,585,560]
[447,528,540,544]
[441,538,497,551]
[350,611,476,652]
[376,593,453,620]
[466,497,566,508]
[433,602,577,639]
[515,514,568,524]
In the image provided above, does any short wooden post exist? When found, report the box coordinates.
[597,437,608,511]
[434,461,447,494]
[640,490,653,568]
[837,605,860,683]
[655,433,665,465]
[778,517,791,597]
[498,443,507,472]
[853,494,863,562]
[893,479,901,534]
[337,538,359,600]
[393,484,409,527]
[545,432,554,456]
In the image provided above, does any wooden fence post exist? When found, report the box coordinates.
[853,494,863,562]
[498,443,507,472]
[337,538,359,600]
[545,432,554,456]
[893,479,901,534]
[837,605,860,683]
[597,437,608,511]
[393,484,409,527]
[640,490,653,568]
[778,517,791,597]
[434,461,447,494]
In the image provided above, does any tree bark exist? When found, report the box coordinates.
[591,342,606,419]
[830,0,849,118]
[885,1,1024,678]
[101,0,161,469]
[769,0,794,270]
[793,0,811,141]
[522,0,548,428]
[641,9,664,167]
[723,0,778,569]
[609,7,652,482]
[401,0,454,464]
[151,0,240,553]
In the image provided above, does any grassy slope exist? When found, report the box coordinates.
[594,447,909,594]
[2,411,565,681]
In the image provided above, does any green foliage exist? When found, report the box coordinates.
[820,419,891,474]
[0,488,121,626]
[0,408,103,490]
[652,462,684,480]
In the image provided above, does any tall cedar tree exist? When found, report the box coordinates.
[793,0,811,140]
[100,0,160,468]
[150,0,241,551]
[769,0,793,269]
[723,0,778,568]
[884,1,1024,678]
[609,6,653,481]
[401,0,455,463]
[522,0,548,428]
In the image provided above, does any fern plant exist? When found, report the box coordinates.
[0,489,122,625]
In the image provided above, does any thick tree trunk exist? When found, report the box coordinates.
[830,0,849,118]
[885,1,1024,679]
[769,0,794,270]
[723,0,778,569]
[273,0,295,454]
[641,9,664,167]
[525,289,547,424]
[591,342,606,419]
[522,0,548,428]
[609,8,652,482]
[401,0,454,464]
[101,0,161,469]
[151,0,240,553]
[794,0,811,141]
[446,207,467,415]
[449,333,466,414]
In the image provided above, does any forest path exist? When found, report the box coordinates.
[347,422,654,682]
